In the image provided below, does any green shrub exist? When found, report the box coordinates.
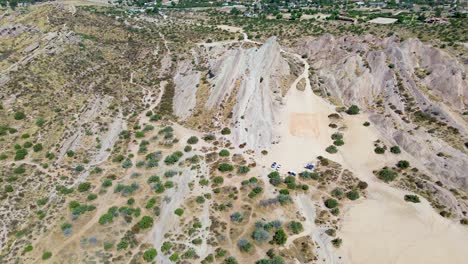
[331,133,343,140]
[87,193,98,201]
[218,163,234,172]
[357,181,368,189]
[331,188,344,198]
[331,238,342,247]
[378,168,398,182]
[272,228,287,245]
[404,194,420,203]
[324,198,338,209]
[169,253,179,262]
[237,166,250,174]
[288,221,304,234]
[230,211,243,222]
[174,208,184,216]
[326,145,338,154]
[374,147,385,154]
[33,143,43,152]
[42,251,52,260]
[299,171,319,180]
[333,139,345,146]
[221,127,231,135]
[212,176,224,185]
[219,149,230,157]
[397,160,410,169]
[78,182,91,192]
[13,165,25,174]
[346,105,360,115]
[363,121,370,126]
[143,248,157,262]
[268,171,282,186]
[187,136,199,144]
[14,111,26,120]
[15,148,28,160]
[346,190,360,200]
[24,244,33,253]
[237,239,252,252]
[138,216,154,229]
[390,146,401,154]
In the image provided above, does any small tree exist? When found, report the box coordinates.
[218,163,234,172]
[138,216,154,229]
[143,248,157,262]
[42,251,52,260]
[374,147,385,154]
[397,160,410,169]
[326,145,338,154]
[390,146,401,154]
[378,168,398,182]
[14,111,26,120]
[187,136,199,144]
[272,228,287,245]
[77,182,91,192]
[288,221,304,234]
[324,198,338,209]
[346,105,360,115]
[404,194,420,203]
[174,208,184,216]
[346,190,360,200]
[237,239,252,252]
[221,127,231,135]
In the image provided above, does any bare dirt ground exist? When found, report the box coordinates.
[259,51,468,264]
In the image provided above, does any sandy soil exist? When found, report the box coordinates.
[217,25,243,33]
[259,52,468,264]
[340,183,468,264]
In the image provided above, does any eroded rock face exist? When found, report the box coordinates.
[295,34,467,111]
[295,34,468,214]
[173,37,292,150]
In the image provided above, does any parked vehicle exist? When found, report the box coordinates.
[276,164,282,171]
[287,171,297,176]
[305,164,315,170]
[271,162,277,168]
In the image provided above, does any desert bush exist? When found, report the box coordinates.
[174,208,184,216]
[378,168,398,182]
[324,198,338,209]
[397,160,410,169]
[331,188,344,199]
[42,251,52,260]
[230,212,243,222]
[288,221,303,234]
[374,147,385,154]
[138,216,154,229]
[218,163,234,172]
[14,111,26,120]
[78,182,91,192]
[272,228,287,245]
[326,145,338,154]
[221,127,231,135]
[404,194,420,203]
[219,149,230,157]
[390,146,401,154]
[143,248,157,262]
[237,239,252,252]
[346,105,360,115]
[187,136,199,144]
[238,166,250,174]
[346,190,360,200]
